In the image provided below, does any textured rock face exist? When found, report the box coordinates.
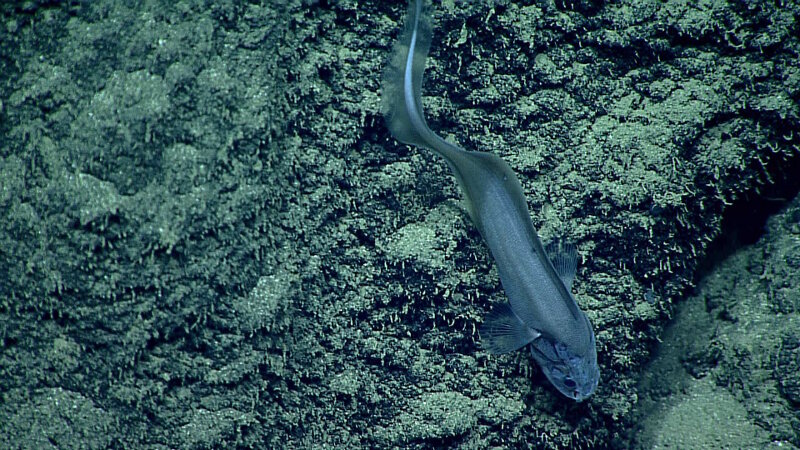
[0,0,799,448]
[777,338,800,406]
[632,193,800,448]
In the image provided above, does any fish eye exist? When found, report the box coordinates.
[563,378,576,389]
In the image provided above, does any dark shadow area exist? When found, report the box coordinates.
[696,154,800,281]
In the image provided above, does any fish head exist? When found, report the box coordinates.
[529,335,599,402]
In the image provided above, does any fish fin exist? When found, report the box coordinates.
[480,303,540,354]
[546,240,577,290]
[381,0,433,148]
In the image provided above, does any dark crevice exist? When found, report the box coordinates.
[695,153,800,281]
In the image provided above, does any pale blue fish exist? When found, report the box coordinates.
[381,0,599,401]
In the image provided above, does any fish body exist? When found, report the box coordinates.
[382,0,599,401]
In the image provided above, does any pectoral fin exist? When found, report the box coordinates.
[546,240,578,290]
[480,303,540,354]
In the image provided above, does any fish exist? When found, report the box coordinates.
[381,0,599,401]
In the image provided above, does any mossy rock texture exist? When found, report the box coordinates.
[1,0,798,448]
[632,192,800,449]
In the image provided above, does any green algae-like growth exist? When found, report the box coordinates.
[1,0,798,448]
